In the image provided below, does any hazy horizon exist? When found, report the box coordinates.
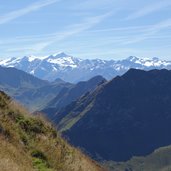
[0,51,170,61]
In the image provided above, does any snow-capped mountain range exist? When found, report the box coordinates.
[0,52,171,82]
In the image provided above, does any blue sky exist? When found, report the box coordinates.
[0,0,171,60]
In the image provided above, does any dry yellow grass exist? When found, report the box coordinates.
[0,91,105,171]
[0,136,34,171]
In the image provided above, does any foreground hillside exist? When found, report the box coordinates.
[54,69,171,162]
[0,91,103,171]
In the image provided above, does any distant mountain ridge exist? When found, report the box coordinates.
[42,75,106,121]
[47,75,106,109]
[0,66,105,112]
[0,65,73,111]
[0,52,171,82]
[0,66,47,89]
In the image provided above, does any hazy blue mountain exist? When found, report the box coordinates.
[0,66,47,90]
[15,81,73,111]
[0,66,104,112]
[1,53,171,82]
[0,66,72,111]
[42,75,106,121]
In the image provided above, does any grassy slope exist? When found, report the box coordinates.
[0,91,104,171]
[105,145,171,171]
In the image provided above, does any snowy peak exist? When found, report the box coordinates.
[0,53,171,82]
[50,52,70,58]
[45,53,79,68]
[0,57,20,67]
[125,56,171,67]
[126,56,139,62]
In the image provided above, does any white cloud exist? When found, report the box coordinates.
[1,13,171,51]
[71,0,117,10]
[6,42,51,53]
[1,12,112,53]
[121,18,171,45]
[29,12,113,51]
[2,14,171,53]
[126,0,171,20]
[0,0,60,24]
